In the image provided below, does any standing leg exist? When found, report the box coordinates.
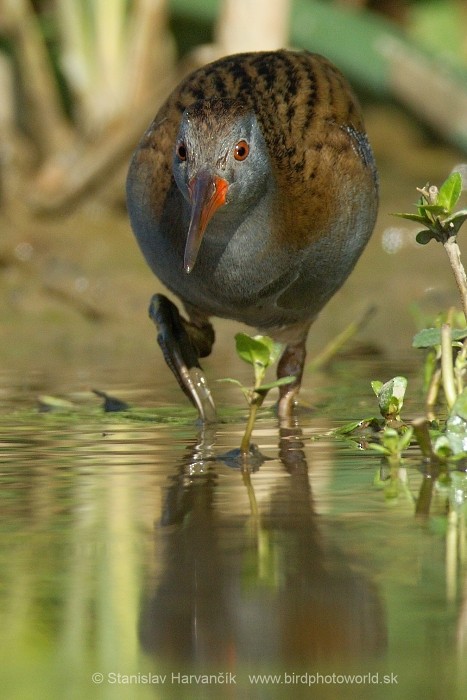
[277,337,307,419]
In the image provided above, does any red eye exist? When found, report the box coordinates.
[234,140,249,161]
[176,142,187,161]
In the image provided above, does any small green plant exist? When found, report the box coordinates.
[390,171,467,463]
[338,173,467,470]
[335,376,408,439]
[371,376,407,425]
[395,171,467,319]
[221,333,295,460]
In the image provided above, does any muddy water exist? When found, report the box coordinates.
[1,104,467,699]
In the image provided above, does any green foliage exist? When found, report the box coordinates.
[335,376,412,461]
[223,333,295,400]
[383,171,467,468]
[221,333,295,460]
[371,376,407,422]
[236,334,273,372]
[413,326,467,348]
[234,333,287,393]
[437,172,462,211]
[395,172,467,245]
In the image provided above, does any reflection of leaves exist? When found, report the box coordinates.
[450,472,467,507]
[368,426,413,457]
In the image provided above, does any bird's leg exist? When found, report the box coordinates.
[277,338,307,419]
[148,294,217,422]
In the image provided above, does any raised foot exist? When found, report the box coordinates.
[148,294,217,423]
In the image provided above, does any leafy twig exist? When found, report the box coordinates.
[395,171,467,319]
[220,333,295,462]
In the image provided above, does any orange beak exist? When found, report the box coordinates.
[184,170,228,273]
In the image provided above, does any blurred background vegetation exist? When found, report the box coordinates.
[0,0,466,374]
[0,0,466,217]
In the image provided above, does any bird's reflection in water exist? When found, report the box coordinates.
[139,421,387,671]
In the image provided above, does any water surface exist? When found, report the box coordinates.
[0,358,466,700]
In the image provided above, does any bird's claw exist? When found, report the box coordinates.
[149,294,217,423]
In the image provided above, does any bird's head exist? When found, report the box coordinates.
[172,98,270,273]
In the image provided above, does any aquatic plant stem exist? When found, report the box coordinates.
[240,393,265,458]
[443,236,467,321]
[441,323,457,409]
[425,365,442,419]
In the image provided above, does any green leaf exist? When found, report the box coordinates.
[443,209,467,224]
[371,380,383,396]
[443,210,467,235]
[418,204,448,217]
[253,335,283,365]
[333,417,381,435]
[437,172,462,212]
[387,396,401,415]
[412,327,467,348]
[392,212,429,224]
[416,229,436,245]
[372,377,407,418]
[256,376,296,392]
[217,377,245,388]
[235,333,271,368]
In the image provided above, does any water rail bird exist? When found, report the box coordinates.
[126,49,378,420]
